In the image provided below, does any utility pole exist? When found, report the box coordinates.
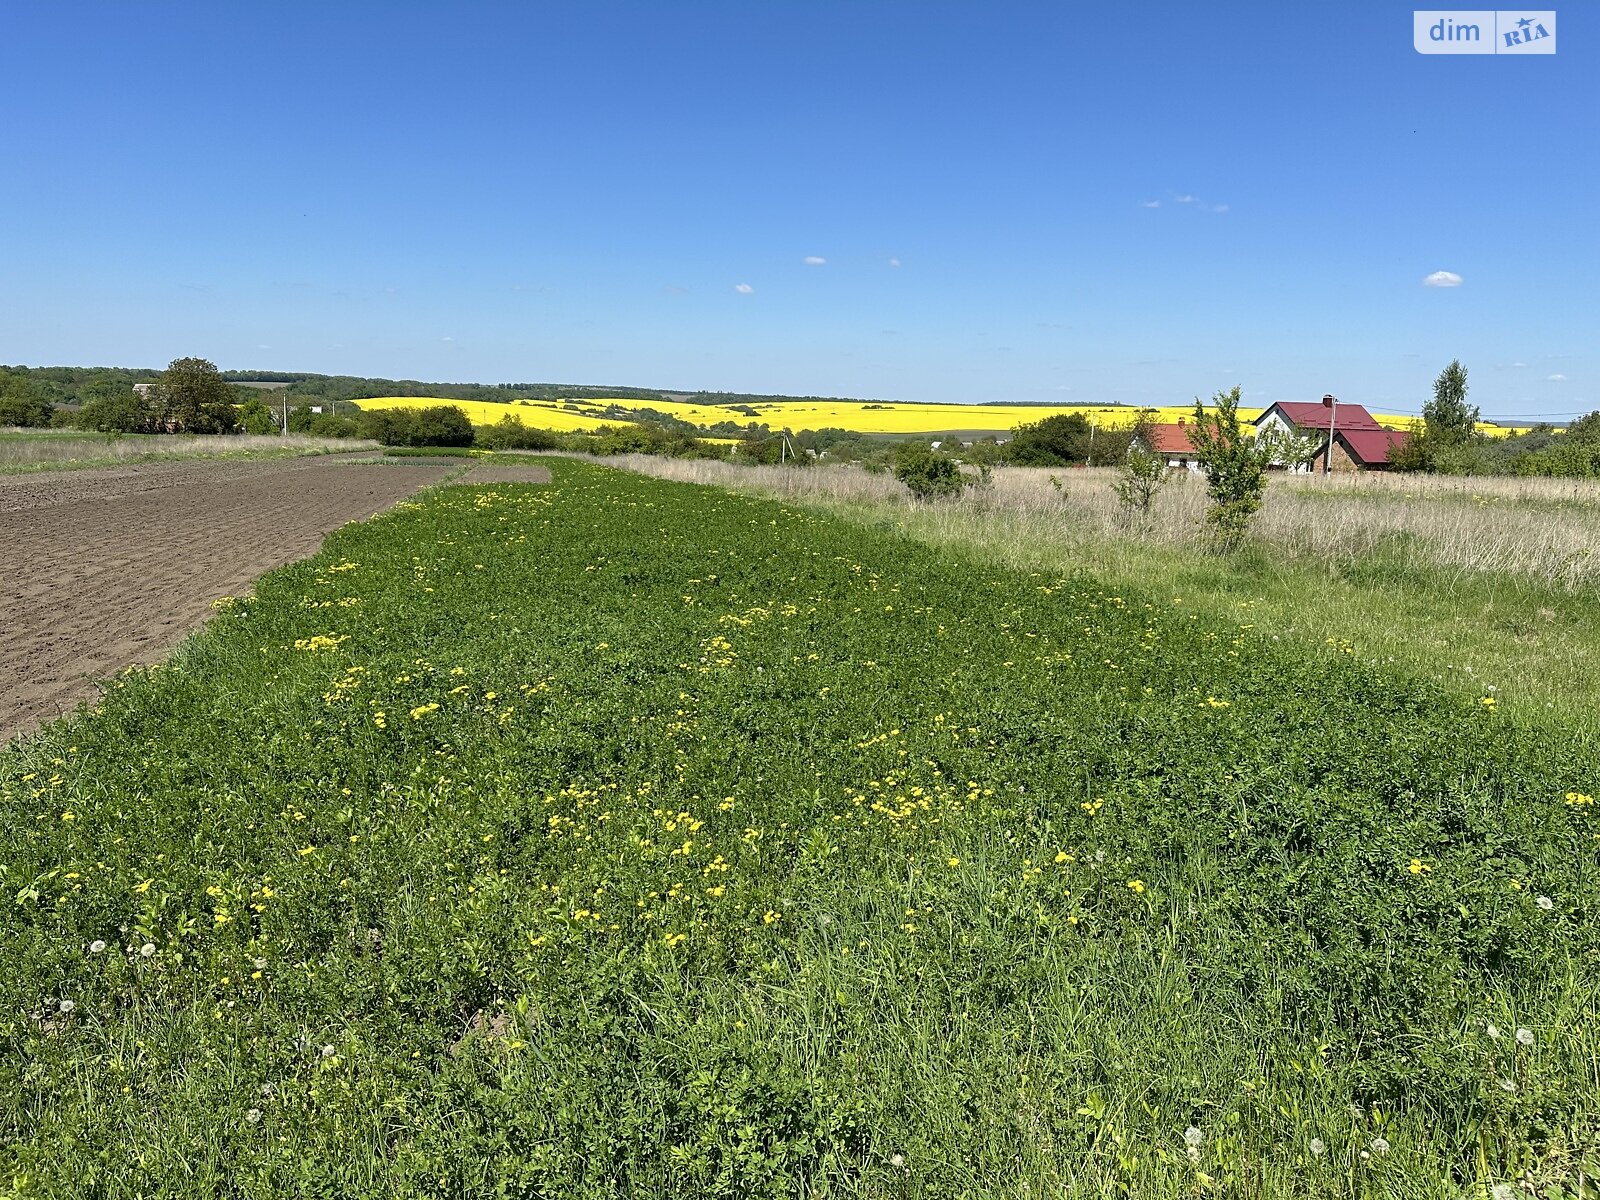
[1321,393,1338,475]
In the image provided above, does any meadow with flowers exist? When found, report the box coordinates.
[2,458,1597,1198]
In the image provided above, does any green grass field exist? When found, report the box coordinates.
[3,460,1596,1197]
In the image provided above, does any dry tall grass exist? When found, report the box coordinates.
[0,432,374,470]
[603,456,1600,589]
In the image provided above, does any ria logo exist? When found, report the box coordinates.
[1414,10,1556,53]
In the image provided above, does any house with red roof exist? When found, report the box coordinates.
[1254,400,1411,472]
[1131,420,1203,471]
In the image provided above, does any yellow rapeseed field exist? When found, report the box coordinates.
[356,395,1511,438]
[354,397,634,433]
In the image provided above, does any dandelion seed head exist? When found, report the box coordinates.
[139,942,156,957]
[246,1108,262,1124]
[1184,1126,1203,1147]
[1536,895,1554,911]
[1309,1137,1326,1157]
[1370,1137,1390,1156]
[58,999,74,1014]
[88,940,106,954]
[889,1153,906,1170]
[320,1044,336,1058]
[1487,1023,1501,1039]
[1516,1027,1534,1046]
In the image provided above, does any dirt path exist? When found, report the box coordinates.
[1,457,549,742]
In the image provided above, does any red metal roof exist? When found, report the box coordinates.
[1263,401,1383,431]
[1145,423,1200,454]
[1337,428,1410,465]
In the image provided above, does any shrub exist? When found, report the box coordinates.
[0,381,53,427]
[1113,417,1169,524]
[1187,386,1275,550]
[1004,413,1091,466]
[359,406,475,448]
[238,397,280,435]
[893,443,965,499]
[476,414,560,452]
[74,391,151,434]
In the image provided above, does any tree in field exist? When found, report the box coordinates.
[0,376,54,427]
[1187,385,1277,550]
[1423,359,1478,446]
[893,443,965,499]
[156,357,238,434]
[238,396,280,435]
[1112,412,1169,525]
[1004,412,1092,466]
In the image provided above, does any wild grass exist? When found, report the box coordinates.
[600,456,1600,726]
[3,459,1596,1197]
[0,430,376,473]
[600,458,1600,588]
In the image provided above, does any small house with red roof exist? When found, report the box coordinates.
[1131,420,1203,471]
[1254,400,1411,472]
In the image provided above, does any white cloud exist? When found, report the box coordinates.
[734,283,754,294]
[441,336,454,342]
[1546,373,1567,381]
[1423,270,1463,287]
[888,257,901,268]
[1141,199,1160,208]
[1213,204,1229,213]
[257,344,270,349]
[803,255,826,265]
[1175,194,1196,203]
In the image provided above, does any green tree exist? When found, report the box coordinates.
[156,357,238,434]
[1004,413,1092,466]
[0,376,53,427]
[238,397,280,435]
[893,443,965,500]
[477,414,560,451]
[1187,386,1276,550]
[1113,414,1169,525]
[409,405,475,447]
[1423,359,1478,446]
[1388,421,1434,473]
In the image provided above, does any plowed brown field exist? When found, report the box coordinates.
[1,455,550,741]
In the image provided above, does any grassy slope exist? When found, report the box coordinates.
[3,461,1597,1198]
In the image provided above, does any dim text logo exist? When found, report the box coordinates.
[1414,10,1556,53]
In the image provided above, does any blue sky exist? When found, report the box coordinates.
[2,2,1592,418]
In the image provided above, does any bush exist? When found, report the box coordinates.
[238,397,280,435]
[307,413,362,439]
[74,392,151,434]
[1113,417,1169,524]
[893,444,965,499]
[0,382,53,428]
[359,405,475,448]
[1004,413,1092,466]
[476,415,560,452]
[1187,386,1275,550]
